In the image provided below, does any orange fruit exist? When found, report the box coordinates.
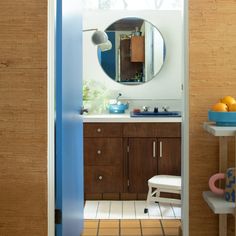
[220,96,236,107]
[228,103,236,112]
[212,102,228,112]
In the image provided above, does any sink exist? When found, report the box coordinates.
[130,111,181,117]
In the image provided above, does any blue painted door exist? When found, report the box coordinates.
[56,0,83,235]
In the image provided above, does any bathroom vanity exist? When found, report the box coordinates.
[83,115,181,200]
[82,9,183,201]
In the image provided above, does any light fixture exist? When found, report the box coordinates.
[98,39,112,52]
[83,28,112,51]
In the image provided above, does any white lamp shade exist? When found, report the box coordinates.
[91,31,108,45]
[98,40,112,52]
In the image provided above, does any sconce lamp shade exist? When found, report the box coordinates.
[91,31,108,45]
[98,40,112,52]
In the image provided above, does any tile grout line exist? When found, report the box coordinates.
[171,204,177,219]
[160,219,166,236]
[134,201,137,219]
[170,203,176,219]
[119,219,121,236]
[108,201,111,219]
[139,219,143,236]
[95,201,99,219]
[121,200,123,219]
[96,219,100,236]
[157,202,163,219]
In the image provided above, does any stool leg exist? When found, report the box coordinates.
[155,189,160,202]
[144,186,152,214]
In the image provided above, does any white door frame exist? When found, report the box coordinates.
[47,0,55,235]
[47,1,189,235]
[182,0,189,234]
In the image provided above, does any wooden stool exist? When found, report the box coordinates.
[144,175,181,213]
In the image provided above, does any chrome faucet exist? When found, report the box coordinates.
[162,106,170,112]
[142,106,149,112]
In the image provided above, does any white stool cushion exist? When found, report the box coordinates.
[148,175,181,191]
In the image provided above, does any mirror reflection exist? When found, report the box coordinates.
[98,17,166,85]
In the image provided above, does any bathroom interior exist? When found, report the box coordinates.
[82,1,185,235]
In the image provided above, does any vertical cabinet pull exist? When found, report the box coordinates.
[153,141,156,158]
[159,141,163,157]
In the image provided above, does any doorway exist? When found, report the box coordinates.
[48,0,189,235]
[81,2,188,236]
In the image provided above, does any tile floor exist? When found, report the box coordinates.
[84,201,181,220]
[81,219,181,236]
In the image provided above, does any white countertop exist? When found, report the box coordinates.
[83,114,182,123]
[203,122,236,136]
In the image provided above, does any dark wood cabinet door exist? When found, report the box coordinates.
[157,138,181,176]
[128,138,157,193]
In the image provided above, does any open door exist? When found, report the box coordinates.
[55,0,83,235]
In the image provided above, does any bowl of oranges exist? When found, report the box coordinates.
[209,96,236,126]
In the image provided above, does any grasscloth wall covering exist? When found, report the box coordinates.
[189,0,236,235]
[1,0,236,235]
[0,1,47,235]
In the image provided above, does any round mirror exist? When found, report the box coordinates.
[97,17,166,85]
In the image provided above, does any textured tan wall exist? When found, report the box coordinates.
[0,1,47,235]
[1,0,236,235]
[189,0,236,235]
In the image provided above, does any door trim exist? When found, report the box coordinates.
[47,0,55,235]
[182,0,189,234]
[47,1,189,236]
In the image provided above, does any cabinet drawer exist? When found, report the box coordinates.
[84,123,123,137]
[84,166,123,193]
[123,123,181,137]
[84,138,122,165]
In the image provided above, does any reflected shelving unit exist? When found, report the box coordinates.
[203,122,236,236]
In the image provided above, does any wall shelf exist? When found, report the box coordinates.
[203,122,236,236]
[202,191,235,215]
[203,122,236,136]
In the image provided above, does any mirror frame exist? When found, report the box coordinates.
[97,17,166,86]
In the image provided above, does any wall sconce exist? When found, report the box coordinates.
[83,28,112,51]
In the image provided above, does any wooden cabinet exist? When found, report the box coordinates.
[127,138,157,193]
[84,122,181,200]
[130,36,145,62]
[157,138,181,176]
[124,123,181,197]
[120,38,143,82]
[84,123,123,200]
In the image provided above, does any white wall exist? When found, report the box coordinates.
[83,10,183,100]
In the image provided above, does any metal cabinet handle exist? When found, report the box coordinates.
[97,150,101,155]
[159,141,163,158]
[153,141,156,158]
[97,128,101,133]
[98,175,103,180]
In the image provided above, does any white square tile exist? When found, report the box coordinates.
[122,201,135,219]
[159,202,175,219]
[110,201,122,219]
[135,201,149,219]
[148,202,162,219]
[172,204,181,219]
[84,201,99,219]
[96,201,110,219]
